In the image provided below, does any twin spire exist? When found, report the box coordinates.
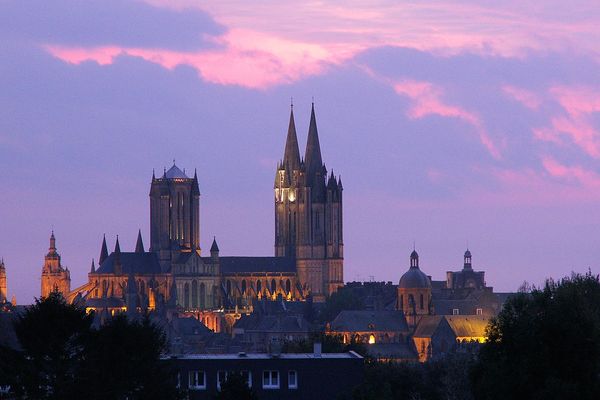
[280,102,328,185]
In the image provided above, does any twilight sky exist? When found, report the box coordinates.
[2,0,600,303]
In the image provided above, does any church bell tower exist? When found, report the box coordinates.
[274,103,344,300]
[149,163,200,270]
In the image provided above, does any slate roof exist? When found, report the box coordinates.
[165,164,188,179]
[220,257,296,274]
[330,310,409,333]
[413,315,445,338]
[399,267,431,289]
[367,343,417,360]
[445,316,488,338]
[234,314,310,333]
[94,252,162,274]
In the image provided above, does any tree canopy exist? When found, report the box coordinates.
[472,272,600,400]
[0,292,180,400]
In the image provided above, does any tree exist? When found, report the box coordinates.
[1,292,181,399]
[472,272,600,400]
[213,372,257,400]
[2,291,93,399]
[80,315,181,400]
[282,332,368,356]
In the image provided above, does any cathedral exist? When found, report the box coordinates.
[41,104,343,325]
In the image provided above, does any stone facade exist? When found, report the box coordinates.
[0,258,6,303]
[40,232,71,298]
[55,104,344,322]
[274,104,344,301]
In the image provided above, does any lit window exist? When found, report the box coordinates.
[188,370,206,390]
[288,370,298,389]
[217,370,228,391]
[241,370,252,388]
[368,334,376,344]
[263,370,280,389]
[476,308,483,315]
[453,308,459,315]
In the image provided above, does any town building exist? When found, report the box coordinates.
[169,346,363,400]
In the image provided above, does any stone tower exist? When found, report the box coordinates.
[41,231,71,298]
[397,250,432,318]
[0,258,7,303]
[274,104,344,300]
[149,163,200,270]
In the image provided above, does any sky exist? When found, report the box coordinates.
[2,0,600,303]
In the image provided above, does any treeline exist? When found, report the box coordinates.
[351,272,600,400]
[0,292,180,400]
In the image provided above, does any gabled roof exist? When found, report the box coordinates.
[165,164,188,179]
[220,256,296,274]
[445,316,488,338]
[94,252,162,274]
[330,310,409,333]
[413,315,445,338]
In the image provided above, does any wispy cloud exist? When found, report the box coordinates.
[393,79,501,159]
[533,85,600,158]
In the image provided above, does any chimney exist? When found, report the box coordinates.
[313,342,322,357]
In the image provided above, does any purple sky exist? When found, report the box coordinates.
[2,0,600,303]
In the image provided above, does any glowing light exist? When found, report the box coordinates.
[368,334,376,344]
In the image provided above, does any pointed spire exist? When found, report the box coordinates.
[114,235,121,254]
[99,234,108,265]
[135,229,145,253]
[152,169,156,180]
[49,230,56,253]
[210,236,219,253]
[305,102,324,183]
[282,104,301,172]
[90,259,95,273]
[192,168,200,195]
[114,235,122,274]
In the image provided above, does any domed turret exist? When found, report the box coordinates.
[399,250,431,289]
[397,249,432,317]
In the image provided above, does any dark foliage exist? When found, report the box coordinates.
[352,353,476,400]
[1,291,93,399]
[0,292,181,400]
[472,272,600,400]
[282,332,368,356]
[318,288,364,323]
[80,315,181,400]
[213,372,258,400]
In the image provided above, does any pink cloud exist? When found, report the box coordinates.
[502,85,542,110]
[144,1,600,60]
[45,29,352,89]
[533,85,600,158]
[542,156,600,188]
[393,79,501,159]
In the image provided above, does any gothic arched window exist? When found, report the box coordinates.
[241,280,247,295]
[184,283,190,309]
[199,282,206,309]
[420,294,424,310]
[271,279,276,294]
[257,280,262,294]
[191,280,198,309]
[286,279,291,294]
[226,280,231,296]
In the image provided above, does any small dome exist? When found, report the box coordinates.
[399,267,431,289]
[464,249,472,258]
[410,250,418,259]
